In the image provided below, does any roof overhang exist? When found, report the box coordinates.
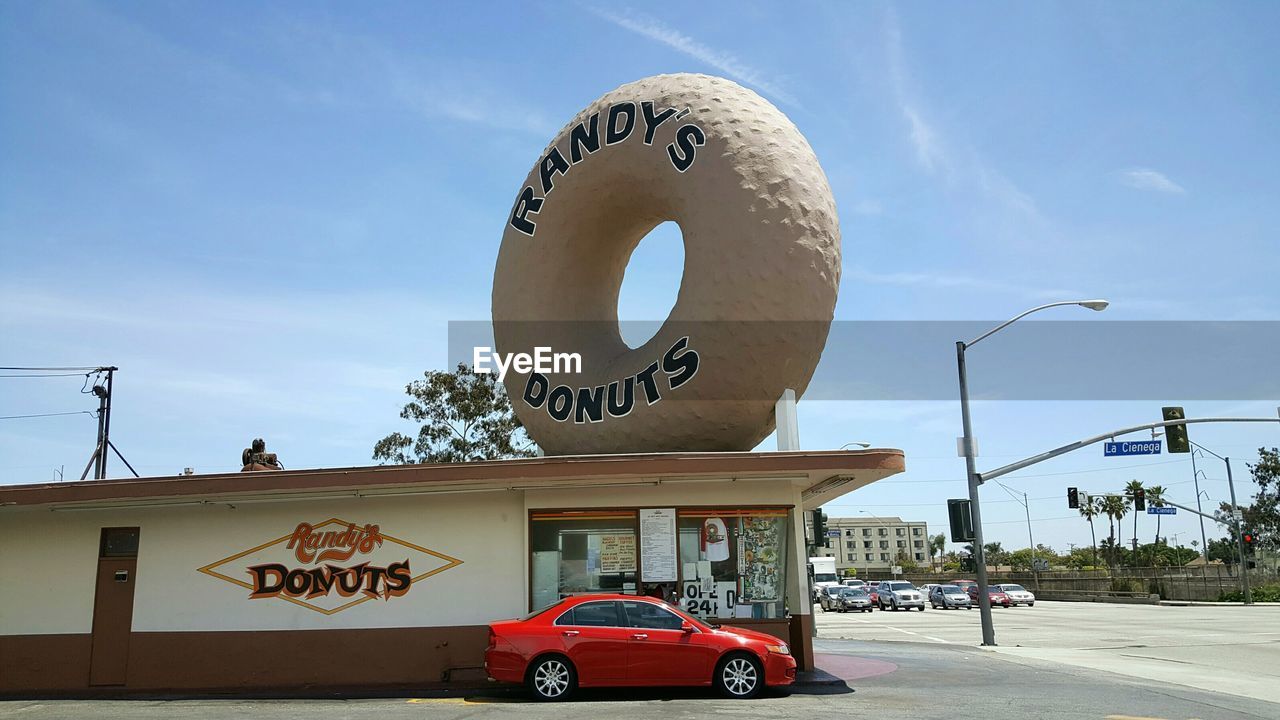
[0,449,905,512]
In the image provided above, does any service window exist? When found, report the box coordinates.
[676,509,790,621]
[530,511,638,609]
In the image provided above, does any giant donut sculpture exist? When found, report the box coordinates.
[492,73,840,455]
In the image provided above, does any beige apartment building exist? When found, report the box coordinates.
[812,515,929,574]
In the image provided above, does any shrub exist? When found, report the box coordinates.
[1217,584,1280,603]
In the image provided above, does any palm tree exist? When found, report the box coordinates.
[983,542,1006,568]
[1125,479,1145,563]
[1100,494,1130,567]
[929,533,947,571]
[1079,497,1101,566]
[1147,485,1167,565]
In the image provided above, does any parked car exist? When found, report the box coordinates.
[834,587,873,613]
[997,584,1036,606]
[929,584,972,609]
[918,583,941,599]
[868,588,879,606]
[841,578,868,590]
[876,580,926,611]
[485,594,796,700]
[818,585,848,612]
[977,585,1012,608]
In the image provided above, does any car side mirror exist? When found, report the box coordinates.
[681,623,695,634]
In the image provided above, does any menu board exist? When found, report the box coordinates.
[639,508,678,582]
[599,534,636,573]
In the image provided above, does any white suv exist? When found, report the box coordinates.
[876,580,926,611]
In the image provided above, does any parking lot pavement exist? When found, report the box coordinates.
[815,599,1280,704]
[4,639,1277,720]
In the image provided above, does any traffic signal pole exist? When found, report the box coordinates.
[957,341,996,646]
[977,417,1280,484]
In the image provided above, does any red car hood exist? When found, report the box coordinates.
[716,625,784,645]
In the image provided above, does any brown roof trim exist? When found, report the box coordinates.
[0,450,904,508]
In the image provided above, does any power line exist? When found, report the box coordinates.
[0,366,105,371]
[0,372,95,378]
[0,411,95,421]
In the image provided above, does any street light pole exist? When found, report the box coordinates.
[1190,451,1209,562]
[957,340,995,645]
[956,299,1109,647]
[1191,440,1252,605]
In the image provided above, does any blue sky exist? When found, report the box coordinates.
[2,1,1278,555]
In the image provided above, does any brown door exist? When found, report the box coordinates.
[89,528,139,686]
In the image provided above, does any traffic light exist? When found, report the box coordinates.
[1243,533,1257,555]
[812,509,828,548]
[948,499,975,543]
[1068,487,1079,509]
[1133,487,1146,512]
[1162,406,1191,453]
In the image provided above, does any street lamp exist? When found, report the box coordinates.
[841,441,872,450]
[958,299,1108,646]
[858,510,899,578]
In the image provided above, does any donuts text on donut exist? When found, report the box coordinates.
[521,336,699,424]
[508,100,706,237]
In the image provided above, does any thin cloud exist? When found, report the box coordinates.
[1118,168,1186,194]
[846,266,1081,301]
[586,6,799,107]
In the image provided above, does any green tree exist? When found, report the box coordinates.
[1216,448,1280,551]
[895,551,920,572]
[1099,494,1130,567]
[373,363,537,464]
[983,542,1007,567]
[928,533,947,571]
[1125,479,1145,562]
[1079,497,1102,566]
[1206,536,1238,565]
[1007,548,1034,571]
[1146,485,1168,565]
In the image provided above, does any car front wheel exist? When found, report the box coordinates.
[527,656,576,701]
[715,653,764,699]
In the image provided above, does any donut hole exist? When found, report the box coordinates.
[616,220,685,350]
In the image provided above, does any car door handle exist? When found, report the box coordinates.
[561,630,580,637]
[631,633,648,640]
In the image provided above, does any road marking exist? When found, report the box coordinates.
[851,617,948,643]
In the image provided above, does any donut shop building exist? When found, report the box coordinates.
[0,449,903,696]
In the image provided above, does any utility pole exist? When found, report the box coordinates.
[78,367,139,481]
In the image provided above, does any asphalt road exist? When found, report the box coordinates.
[4,628,1278,720]
[3,602,1277,719]
[814,599,1280,704]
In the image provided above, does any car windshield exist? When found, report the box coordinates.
[940,585,961,592]
[1003,585,1026,592]
[814,573,838,583]
[988,586,1003,593]
[888,582,914,591]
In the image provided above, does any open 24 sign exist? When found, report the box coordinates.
[681,580,737,618]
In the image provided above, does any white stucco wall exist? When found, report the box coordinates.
[1,475,810,636]
[0,490,526,635]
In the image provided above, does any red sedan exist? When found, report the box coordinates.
[485,594,797,700]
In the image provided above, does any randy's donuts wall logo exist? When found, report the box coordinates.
[198,518,463,615]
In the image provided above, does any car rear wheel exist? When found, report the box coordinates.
[715,653,763,699]
[527,655,576,701]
